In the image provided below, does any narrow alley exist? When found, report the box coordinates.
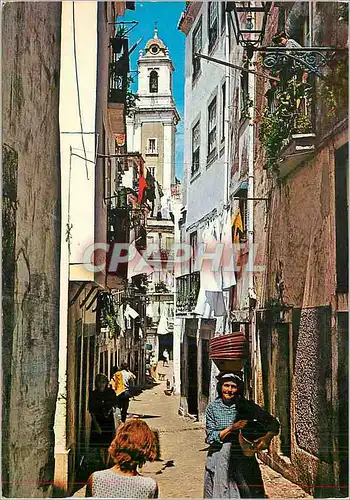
[74,364,311,499]
[3,1,348,497]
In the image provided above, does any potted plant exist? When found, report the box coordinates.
[110,25,128,53]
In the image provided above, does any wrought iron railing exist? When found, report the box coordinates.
[108,36,129,104]
[176,272,200,314]
[107,207,130,244]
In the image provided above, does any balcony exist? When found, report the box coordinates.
[176,271,200,315]
[106,206,130,288]
[277,132,316,178]
[260,74,316,178]
[108,37,129,135]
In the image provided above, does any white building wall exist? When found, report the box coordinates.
[163,123,173,192]
[183,6,227,229]
[55,0,97,473]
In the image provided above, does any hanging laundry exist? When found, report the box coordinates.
[116,304,126,334]
[137,160,148,204]
[157,303,169,335]
[232,205,244,244]
[146,302,154,319]
[194,289,226,318]
[195,219,222,292]
[155,182,163,220]
[124,304,139,319]
[127,241,154,280]
[221,208,236,290]
[145,168,156,205]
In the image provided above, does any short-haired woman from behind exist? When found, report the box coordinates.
[86,419,159,498]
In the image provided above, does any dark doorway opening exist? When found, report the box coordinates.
[276,324,291,457]
[158,333,173,362]
[187,337,198,416]
[201,339,210,398]
[338,312,348,496]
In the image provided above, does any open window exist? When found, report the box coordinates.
[149,70,158,93]
[147,138,158,155]
[192,18,202,81]
[208,2,218,52]
[207,96,217,159]
[192,120,200,176]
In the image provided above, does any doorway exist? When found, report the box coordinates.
[158,333,173,362]
[187,336,198,416]
[276,324,291,457]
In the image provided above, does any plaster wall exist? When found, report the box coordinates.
[2,2,62,496]
[252,6,349,488]
[183,5,227,229]
[141,122,164,183]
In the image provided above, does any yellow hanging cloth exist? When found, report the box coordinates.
[232,209,243,243]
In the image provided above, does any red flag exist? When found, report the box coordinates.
[138,160,147,204]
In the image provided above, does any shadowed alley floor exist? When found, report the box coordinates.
[73,368,312,498]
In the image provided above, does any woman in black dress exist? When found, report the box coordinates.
[89,373,118,468]
[204,372,280,498]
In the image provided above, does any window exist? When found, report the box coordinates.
[147,138,158,154]
[240,65,249,118]
[221,82,226,142]
[220,2,226,33]
[192,18,202,81]
[207,96,217,157]
[149,70,158,93]
[190,231,197,273]
[208,2,218,51]
[191,121,200,176]
[148,166,156,177]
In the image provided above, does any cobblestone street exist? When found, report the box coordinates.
[74,365,312,498]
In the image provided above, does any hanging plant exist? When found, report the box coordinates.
[259,77,312,171]
[125,75,140,117]
[99,293,118,338]
[317,56,348,118]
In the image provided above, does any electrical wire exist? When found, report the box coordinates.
[72,1,89,180]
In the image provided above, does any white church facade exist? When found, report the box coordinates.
[126,29,181,368]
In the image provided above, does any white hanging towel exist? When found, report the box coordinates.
[124,304,139,319]
[221,208,236,290]
[195,220,222,292]
[127,241,154,280]
[157,303,169,335]
[116,304,126,334]
[146,302,154,318]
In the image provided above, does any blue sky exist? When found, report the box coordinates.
[122,1,186,179]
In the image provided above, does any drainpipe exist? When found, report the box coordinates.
[247,54,257,399]
[224,12,231,207]
[223,12,232,337]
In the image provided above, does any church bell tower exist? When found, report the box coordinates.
[126,28,180,199]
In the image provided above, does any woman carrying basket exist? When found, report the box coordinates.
[204,372,279,498]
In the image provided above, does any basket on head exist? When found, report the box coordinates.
[209,332,249,372]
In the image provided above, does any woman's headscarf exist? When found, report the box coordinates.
[216,372,244,398]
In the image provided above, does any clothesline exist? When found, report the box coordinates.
[186,201,235,233]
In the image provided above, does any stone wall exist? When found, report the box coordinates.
[253,3,348,495]
[2,2,61,496]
